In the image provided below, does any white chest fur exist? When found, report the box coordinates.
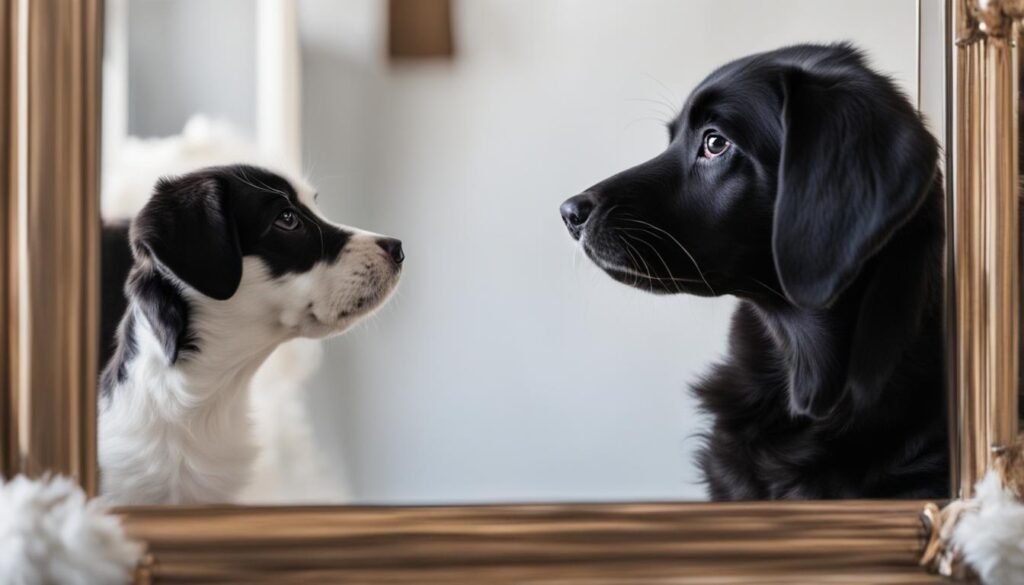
[98,307,269,505]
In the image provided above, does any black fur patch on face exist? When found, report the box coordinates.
[130,164,352,302]
[222,165,351,278]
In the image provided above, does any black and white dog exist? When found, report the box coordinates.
[561,44,948,499]
[99,164,403,504]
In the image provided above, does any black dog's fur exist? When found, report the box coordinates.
[562,44,948,499]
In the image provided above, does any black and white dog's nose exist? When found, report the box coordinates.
[560,193,595,239]
[377,237,404,265]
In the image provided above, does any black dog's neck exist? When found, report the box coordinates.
[749,298,850,419]
[746,183,945,422]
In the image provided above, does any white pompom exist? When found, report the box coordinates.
[0,475,142,585]
[954,471,1024,585]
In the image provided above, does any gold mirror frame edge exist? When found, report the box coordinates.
[951,0,1022,499]
[0,0,1015,582]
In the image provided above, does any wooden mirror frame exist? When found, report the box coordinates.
[1,1,1019,582]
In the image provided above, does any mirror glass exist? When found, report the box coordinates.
[99,0,941,505]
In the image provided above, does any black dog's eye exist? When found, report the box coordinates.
[701,133,731,159]
[274,209,301,231]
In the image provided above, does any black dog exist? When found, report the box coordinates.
[561,44,948,499]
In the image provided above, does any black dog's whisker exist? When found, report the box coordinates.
[616,236,642,287]
[620,217,715,295]
[624,97,677,118]
[622,231,685,295]
[749,276,788,303]
[623,116,677,134]
[619,216,711,294]
[618,234,654,288]
[642,72,682,112]
[614,230,705,289]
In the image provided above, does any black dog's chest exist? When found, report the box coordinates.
[693,303,948,501]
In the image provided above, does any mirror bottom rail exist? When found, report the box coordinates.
[118,500,943,584]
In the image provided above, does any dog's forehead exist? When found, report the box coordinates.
[227,165,317,207]
[288,176,318,208]
[682,60,781,126]
[267,172,318,210]
[252,168,351,229]
[286,176,332,224]
[673,76,780,152]
[677,43,864,128]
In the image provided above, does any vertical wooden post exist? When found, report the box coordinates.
[951,0,1021,497]
[1,0,102,495]
[0,0,17,481]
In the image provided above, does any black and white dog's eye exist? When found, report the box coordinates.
[274,209,301,230]
[701,133,731,159]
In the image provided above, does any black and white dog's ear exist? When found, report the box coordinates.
[773,61,938,311]
[131,174,242,301]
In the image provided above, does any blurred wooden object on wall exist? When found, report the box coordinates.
[388,0,454,60]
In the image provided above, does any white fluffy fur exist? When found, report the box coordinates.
[0,475,141,585]
[103,117,267,221]
[953,471,1024,585]
[239,337,352,503]
[100,116,375,504]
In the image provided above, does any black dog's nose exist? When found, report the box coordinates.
[377,237,404,265]
[560,193,595,239]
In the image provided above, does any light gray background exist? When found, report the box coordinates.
[125,0,919,503]
[128,0,256,136]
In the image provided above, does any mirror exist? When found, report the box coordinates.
[98,0,945,505]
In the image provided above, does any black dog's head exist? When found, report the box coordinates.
[561,43,938,310]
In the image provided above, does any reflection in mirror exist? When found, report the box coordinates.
[97,0,945,505]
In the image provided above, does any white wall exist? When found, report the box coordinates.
[127,0,256,137]
[295,0,920,503]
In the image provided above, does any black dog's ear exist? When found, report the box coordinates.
[131,173,242,301]
[774,64,938,309]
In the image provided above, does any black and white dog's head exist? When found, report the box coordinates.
[560,43,938,310]
[119,164,403,368]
